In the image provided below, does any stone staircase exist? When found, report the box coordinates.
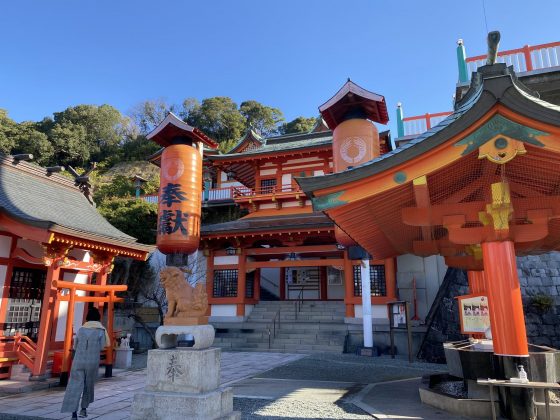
[212,301,356,354]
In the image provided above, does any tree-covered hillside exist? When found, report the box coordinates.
[1,98,317,244]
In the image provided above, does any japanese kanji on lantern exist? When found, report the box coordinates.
[157,145,202,254]
[147,113,219,255]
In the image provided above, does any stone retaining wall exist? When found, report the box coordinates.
[518,252,560,349]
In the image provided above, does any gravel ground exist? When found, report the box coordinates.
[234,397,374,420]
[255,353,447,383]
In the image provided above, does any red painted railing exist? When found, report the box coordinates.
[233,184,302,199]
[466,41,560,76]
[402,112,452,137]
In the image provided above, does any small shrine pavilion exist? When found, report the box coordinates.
[298,62,560,416]
[0,155,151,381]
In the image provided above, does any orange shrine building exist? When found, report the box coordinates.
[0,155,151,381]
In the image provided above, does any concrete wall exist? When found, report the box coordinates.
[396,254,447,321]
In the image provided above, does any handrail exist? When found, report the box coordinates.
[294,287,305,320]
[268,307,281,349]
[233,184,303,199]
[465,41,560,76]
[14,333,36,371]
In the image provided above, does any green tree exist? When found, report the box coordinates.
[129,99,174,135]
[239,100,284,136]
[279,116,318,135]
[11,121,54,165]
[182,97,246,144]
[98,197,158,244]
[0,109,18,154]
[52,104,125,162]
[49,122,90,165]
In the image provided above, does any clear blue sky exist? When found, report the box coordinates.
[1,0,559,135]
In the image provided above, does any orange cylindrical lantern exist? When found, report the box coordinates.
[156,144,202,254]
[332,118,379,246]
[332,118,379,172]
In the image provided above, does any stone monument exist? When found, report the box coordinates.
[131,267,240,420]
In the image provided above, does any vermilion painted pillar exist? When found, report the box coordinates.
[31,263,60,378]
[481,241,528,357]
[236,252,246,316]
[254,269,261,301]
[482,240,533,420]
[467,270,486,295]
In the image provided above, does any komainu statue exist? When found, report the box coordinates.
[160,266,208,325]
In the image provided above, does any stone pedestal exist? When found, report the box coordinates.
[156,324,215,349]
[131,347,240,420]
[114,348,133,369]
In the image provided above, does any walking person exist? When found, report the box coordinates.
[61,307,110,419]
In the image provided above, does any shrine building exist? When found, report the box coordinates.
[0,155,151,381]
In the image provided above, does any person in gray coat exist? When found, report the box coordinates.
[61,307,110,419]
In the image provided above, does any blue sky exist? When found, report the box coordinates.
[1,0,559,135]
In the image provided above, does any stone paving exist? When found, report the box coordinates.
[0,352,463,420]
[0,352,303,420]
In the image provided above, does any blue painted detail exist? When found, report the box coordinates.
[457,43,469,83]
[396,105,404,138]
[455,114,548,156]
[494,137,508,150]
[312,191,348,211]
[394,171,407,184]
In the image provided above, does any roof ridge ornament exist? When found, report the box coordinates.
[486,31,501,65]
[67,162,97,206]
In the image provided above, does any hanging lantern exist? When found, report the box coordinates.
[319,80,388,247]
[147,113,218,255]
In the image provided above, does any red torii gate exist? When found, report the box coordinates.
[52,280,127,385]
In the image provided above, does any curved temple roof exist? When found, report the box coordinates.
[0,156,152,256]
[297,64,560,267]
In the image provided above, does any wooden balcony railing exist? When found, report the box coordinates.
[466,41,560,77]
[233,184,303,200]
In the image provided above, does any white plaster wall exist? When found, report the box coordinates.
[0,235,12,258]
[55,272,89,341]
[354,304,389,319]
[211,304,236,317]
[16,239,44,259]
[214,256,239,265]
[259,203,276,210]
[260,168,276,176]
[396,254,447,321]
[0,265,8,314]
[281,173,291,186]
[313,170,325,176]
[282,201,301,208]
[68,249,90,262]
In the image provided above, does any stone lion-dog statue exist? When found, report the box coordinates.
[160,266,209,325]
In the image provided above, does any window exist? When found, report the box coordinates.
[353,264,386,297]
[260,178,277,194]
[245,271,255,298]
[213,269,238,297]
[3,268,46,340]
